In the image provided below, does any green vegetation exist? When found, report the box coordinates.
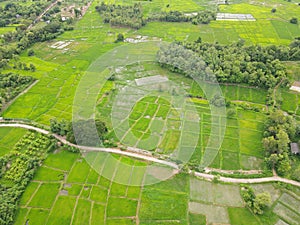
[263,110,299,176]
[241,185,271,215]
[96,3,145,29]
[0,0,300,223]
[0,1,49,27]
[0,129,53,225]
[0,73,34,110]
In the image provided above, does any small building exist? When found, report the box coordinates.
[290,143,300,155]
[290,81,300,93]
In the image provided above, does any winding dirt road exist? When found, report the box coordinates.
[1,122,300,187]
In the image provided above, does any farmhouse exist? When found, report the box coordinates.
[290,81,300,93]
[290,142,300,155]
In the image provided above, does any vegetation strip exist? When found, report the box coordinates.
[0,123,300,188]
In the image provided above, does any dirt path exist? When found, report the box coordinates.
[1,122,300,187]
[1,80,39,112]
[272,78,285,108]
[27,0,58,30]
[205,167,262,175]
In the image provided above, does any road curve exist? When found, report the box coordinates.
[1,122,300,187]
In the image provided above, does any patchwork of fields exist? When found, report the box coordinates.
[0,127,27,156]
[1,0,300,224]
[97,61,266,169]
[10,147,300,225]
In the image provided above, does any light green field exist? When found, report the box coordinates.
[103,0,204,14]
[0,127,27,156]
[96,61,266,169]
[16,149,299,225]
[3,0,299,125]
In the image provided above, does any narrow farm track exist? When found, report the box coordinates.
[27,0,58,30]
[1,123,300,187]
[1,80,39,113]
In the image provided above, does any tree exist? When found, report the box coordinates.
[27,49,34,56]
[276,129,290,153]
[66,119,108,145]
[290,17,298,24]
[50,119,69,136]
[195,36,202,44]
[277,153,291,176]
[253,192,271,215]
[29,64,36,72]
[115,33,124,42]
[266,153,278,169]
[241,186,255,208]
[227,108,236,118]
[263,136,278,154]
[74,8,81,18]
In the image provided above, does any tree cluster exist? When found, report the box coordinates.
[191,10,216,25]
[0,73,34,110]
[50,118,108,146]
[180,39,300,88]
[149,10,216,24]
[0,131,54,225]
[241,185,271,215]
[0,21,65,69]
[0,2,48,27]
[263,110,298,176]
[96,3,216,29]
[96,3,145,29]
[157,42,216,81]
[156,40,300,89]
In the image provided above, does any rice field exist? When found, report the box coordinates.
[96,61,267,170]
[0,127,27,156]
[2,0,300,223]
[14,149,300,225]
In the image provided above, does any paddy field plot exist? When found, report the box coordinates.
[103,0,204,14]
[273,193,300,224]
[97,61,267,169]
[0,127,27,156]
[15,150,187,225]
[12,147,300,225]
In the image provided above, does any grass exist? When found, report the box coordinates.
[43,150,78,171]
[25,209,49,225]
[33,166,64,181]
[96,60,267,169]
[0,127,27,156]
[107,197,137,217]
[28,183,60,209]
[189,202,230,224]
[90,186,108,203]
[46,196,77,225]
[228,207,259,225]
[72,199,91,225]
[139,188,188,221]
[189,213,206,225]
[190,178,244,207]
[13,149,300,225]
[4,0,300,223]
[19,182,40,206]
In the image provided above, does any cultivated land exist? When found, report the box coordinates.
[0,0,300,224]
[9,145,300,225]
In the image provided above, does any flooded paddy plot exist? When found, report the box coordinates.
[216,13,256,21]
[50,40,74,49]
[135,75,169,86]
